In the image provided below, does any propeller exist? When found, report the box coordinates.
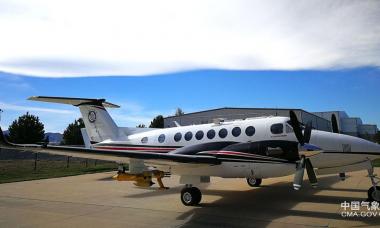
[289,111,319,190]
[331,114,340,133]
[289,111,305,145]
[293,156,306,190]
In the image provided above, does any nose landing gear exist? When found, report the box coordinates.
[367,167,380,202]
[246,177,262,187]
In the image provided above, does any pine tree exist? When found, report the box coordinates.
[8,112,45,144]
[149,115,164,128]
[175,108,184,116]
[62,118,85,145]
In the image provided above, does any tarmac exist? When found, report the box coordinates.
[0,169,379,228]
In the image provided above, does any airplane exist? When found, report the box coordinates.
[0,96,379,206]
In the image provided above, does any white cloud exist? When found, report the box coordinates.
[0,0,379,77]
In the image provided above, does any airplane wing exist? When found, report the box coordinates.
[0,128,220,166]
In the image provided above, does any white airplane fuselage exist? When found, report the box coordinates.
[23,96,380,204]
[92,116,380,179]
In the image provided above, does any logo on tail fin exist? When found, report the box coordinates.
[88,111,97,123]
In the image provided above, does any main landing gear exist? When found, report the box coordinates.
[246,177,262,187]
[367,166,380,202]
[181,185,202,206]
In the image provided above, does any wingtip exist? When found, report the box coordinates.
[27,96,37,100]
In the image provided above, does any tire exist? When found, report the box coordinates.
[181,187,202,206]
[368,186,380,202]
[192,187,202,205]
[246,178,262,187]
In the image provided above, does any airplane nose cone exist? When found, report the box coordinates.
[374,143,380,156]
[359,138,380,158]
[338,133,380,158]
[367,140,380,152]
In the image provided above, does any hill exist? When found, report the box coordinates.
[2,130,62,144]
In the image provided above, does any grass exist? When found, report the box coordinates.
[373,158,380,167]
[0,155,118,184]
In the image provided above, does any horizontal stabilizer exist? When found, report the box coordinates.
[28,96,120,108]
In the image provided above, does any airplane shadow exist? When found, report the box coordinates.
[175,175,378,227]
[100,172,378,227]
[97,176,115,181]
[122,174,378,227]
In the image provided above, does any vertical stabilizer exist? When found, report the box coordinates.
[78,104,119,142]
[28,96,120,143]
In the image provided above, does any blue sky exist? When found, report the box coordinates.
[1,1,379,132]
[1,67,379,132]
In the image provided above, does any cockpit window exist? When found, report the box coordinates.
[286,124,293,133]
[286,120,305,130]
[270,123,284,134]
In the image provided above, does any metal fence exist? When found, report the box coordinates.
[0,148,116,171]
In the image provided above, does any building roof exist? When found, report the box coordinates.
[165,107,312,119]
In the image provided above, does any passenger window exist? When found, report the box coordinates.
[219,128,228,138]
[185,131,193,141]
[158,134,165,143]
[141,137,148,143]
[245,126,255,136]
[174,133,182,142]
[232,127,241,137]
[195,130,204,140]
[271,123,284,134]
[207,129,216,139]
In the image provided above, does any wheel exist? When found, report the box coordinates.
[192,187,202,204]
[246,178,262,187]
[180,187,202,206]
[368,186,380,202]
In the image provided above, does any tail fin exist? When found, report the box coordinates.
[28,96,120,143]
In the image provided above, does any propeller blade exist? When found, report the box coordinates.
[303,121,312,143]
[289,110,305,145]
[305,158,318,188]
[331,114,340,133]
[293,156,306,190]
